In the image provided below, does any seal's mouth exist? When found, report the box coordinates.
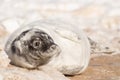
[41,44,61,57]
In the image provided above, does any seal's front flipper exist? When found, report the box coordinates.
[55,28,81,43]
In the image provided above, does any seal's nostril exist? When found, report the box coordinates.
[35,41,40,46]
[51,45,56,49]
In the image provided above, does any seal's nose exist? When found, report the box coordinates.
[50,45,56,50]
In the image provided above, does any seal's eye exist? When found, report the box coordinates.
[32,38,41,49]
[33,40,41,48]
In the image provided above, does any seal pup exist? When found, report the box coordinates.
[5,19,90,75]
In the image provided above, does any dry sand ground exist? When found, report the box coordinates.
[69,54,120,80]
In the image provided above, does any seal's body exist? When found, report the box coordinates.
[5,20,90,75]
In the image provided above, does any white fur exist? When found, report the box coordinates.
[5,19,90,75]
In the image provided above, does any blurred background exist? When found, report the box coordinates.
[0,0,120,54]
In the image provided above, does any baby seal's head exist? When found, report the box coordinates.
[10,28,61,68]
